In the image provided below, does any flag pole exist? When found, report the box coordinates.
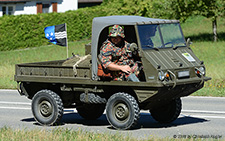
[65,23,68,58]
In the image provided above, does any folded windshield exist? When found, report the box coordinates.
[138,23,186,49]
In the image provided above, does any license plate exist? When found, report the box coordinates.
[178,70,190,78]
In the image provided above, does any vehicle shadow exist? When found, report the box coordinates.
[134,113,208,130]
[61,113,109,126]
[21,112,208,129]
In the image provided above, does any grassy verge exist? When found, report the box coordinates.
[2,127,219,140]
[192,42,225,79]
[0,127,143,141]
[180,16,225,97]
[190,41,225,97]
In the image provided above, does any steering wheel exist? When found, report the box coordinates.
[164,42,174,47]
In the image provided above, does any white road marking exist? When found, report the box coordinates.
[0,107,30,110]
[182,96,225,100]
[191,115,225,119]
[182,110,225,114]
[181,114,225,119]
[0,89,18,91]
[181,109,225,119]
[0,101,31,105]
[0,106,78,112]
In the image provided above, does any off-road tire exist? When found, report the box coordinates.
[32,89,64,125]
[106,92,140,130]
[150,98,181,123]
[76,104,105,120]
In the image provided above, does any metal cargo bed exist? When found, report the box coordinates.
[14,60,92,82]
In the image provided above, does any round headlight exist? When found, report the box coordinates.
[158,71,165,81]
[199,66,205,75]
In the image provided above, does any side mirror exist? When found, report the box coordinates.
[186,38,192,47]
[130,43,138,52]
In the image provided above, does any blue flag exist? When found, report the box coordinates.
[44,23,67,46]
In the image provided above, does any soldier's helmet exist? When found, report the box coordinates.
[108,25,125,38]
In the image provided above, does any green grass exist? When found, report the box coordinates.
[0,127,144,141]
[2,127,218,140]
[180,16,225,96]
[191,41,225,96]
[0,40,89,89]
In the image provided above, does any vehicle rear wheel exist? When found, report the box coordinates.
[32,90,64,125]
[150,98,181,123]
[106,92,140,130]
[76,104,105,120]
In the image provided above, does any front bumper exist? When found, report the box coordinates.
[162,76,211,88]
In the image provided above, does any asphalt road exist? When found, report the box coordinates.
[0,89,224,140]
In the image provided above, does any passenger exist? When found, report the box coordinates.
[98,25,140,82]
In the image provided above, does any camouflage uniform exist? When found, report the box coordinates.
[98,25,139,81]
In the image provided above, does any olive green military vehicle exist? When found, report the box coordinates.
[15,16,211,130]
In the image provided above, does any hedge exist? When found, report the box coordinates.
[0,6,108,51]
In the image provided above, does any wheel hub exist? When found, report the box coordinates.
[114,103,129,120]
[39,100,53,117]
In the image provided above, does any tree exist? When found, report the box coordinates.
[170,0,225,42]
[200,0,225,42]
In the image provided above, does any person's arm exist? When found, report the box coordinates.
[107,63,131,74]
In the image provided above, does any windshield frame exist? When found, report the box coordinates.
[137,23,186,50]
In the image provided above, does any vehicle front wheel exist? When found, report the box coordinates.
[106,92,140,130]
[31,90,64,125]
[150,98,181,123]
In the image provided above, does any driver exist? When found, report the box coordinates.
[140,25,157,48]
[98,25,140,81]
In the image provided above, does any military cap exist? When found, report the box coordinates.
[108,25,125,38]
